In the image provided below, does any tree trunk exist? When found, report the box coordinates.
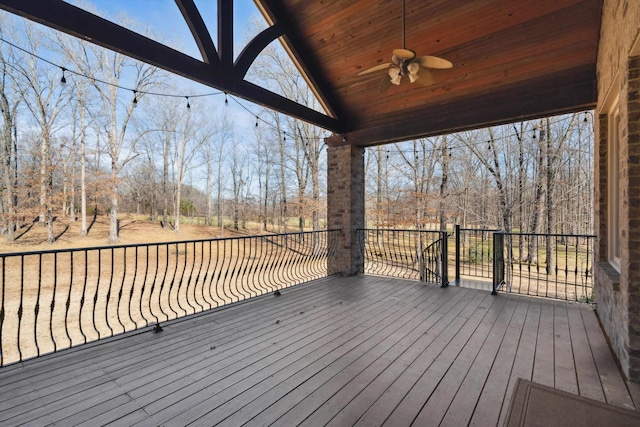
[439,137,449,231]
[108,157,119,244]
[80,126,88,235]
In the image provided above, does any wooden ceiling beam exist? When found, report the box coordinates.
[0,0,344,133]
[174,0,218,65]
[337,70,596,147]
[255,1,349,122]
[235,23,284,79]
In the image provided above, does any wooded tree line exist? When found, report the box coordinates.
[0,11,593,246]
[365,114,594,236]
[0,13,328,243]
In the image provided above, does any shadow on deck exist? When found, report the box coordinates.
[0,275,638,426]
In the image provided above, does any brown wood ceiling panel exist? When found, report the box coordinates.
[348,25,596,125]
[339,1,599,124]
[260,0,602,145]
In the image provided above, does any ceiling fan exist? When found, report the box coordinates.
[357,0,453,93]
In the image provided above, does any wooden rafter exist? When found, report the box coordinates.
[175,0,219,65]
[0,0,344,133]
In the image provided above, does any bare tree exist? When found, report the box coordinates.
[17,26,71,243]
[172,101,206,234]
[252,121,272,231]
[0,37,23,241]
[61,25,162,242]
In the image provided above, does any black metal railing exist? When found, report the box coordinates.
[454,225,500,281]
[454,225,595,302]
[357,229,449,287]
[495,231,595,302]
[0,230,339,367]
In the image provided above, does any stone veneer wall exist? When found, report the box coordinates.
[326,144,365,276]
[595,0,640,381]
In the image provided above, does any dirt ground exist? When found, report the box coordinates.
[0,214,237,253]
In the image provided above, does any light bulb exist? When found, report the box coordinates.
[409,73,419,83]
[391,75,402,85]
[388,67,400,78]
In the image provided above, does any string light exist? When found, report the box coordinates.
[0,35,331,143]
[0,36,589,146]
[379,113,591,158]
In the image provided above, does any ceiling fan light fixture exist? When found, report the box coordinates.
[357,0,452,90]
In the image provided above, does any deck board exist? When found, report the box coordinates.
[468,296,530,426]
[581,304,636,410]
[0,275,637,427]
[498,297,542,426]
[567,301,606,402]
[320,289,480,427]
[553,300,579,394]
[439,295,520,426]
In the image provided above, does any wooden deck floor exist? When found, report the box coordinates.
[0,275,638,426]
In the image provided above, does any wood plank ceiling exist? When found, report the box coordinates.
[258,0,603,146]
[0,0,603,147]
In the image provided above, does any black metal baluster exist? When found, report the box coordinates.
[117,247,127,333]
[0,257,4,366]
[232,237,245,300]
[104,248,115,337]
[149,244,162,323]
[219,238,233,303]
[201,241,212,307]
[140,245,150,326]
[194,241,207,310]
[163,243,178,320]
[17,255,24,362]
[33,255,42,358]
[93,249,101,338]
[175,242,189,316]
[130,246,139,328]
[78,251,89,344]
[211,239,224,305]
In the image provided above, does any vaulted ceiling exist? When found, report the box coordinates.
[0,0,603,147]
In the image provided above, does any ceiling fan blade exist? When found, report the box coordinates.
[392,48,416,60]
[357,62,392,75]
[378,75,393,93]
[418,55,453,69]
[416,68,435,86]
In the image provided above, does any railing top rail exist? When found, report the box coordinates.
[357,228,445,233]
[455,227,595,239]
[499,231,596,238]
[0,229,340,258]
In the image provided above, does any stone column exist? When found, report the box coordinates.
[326,142,365,276]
